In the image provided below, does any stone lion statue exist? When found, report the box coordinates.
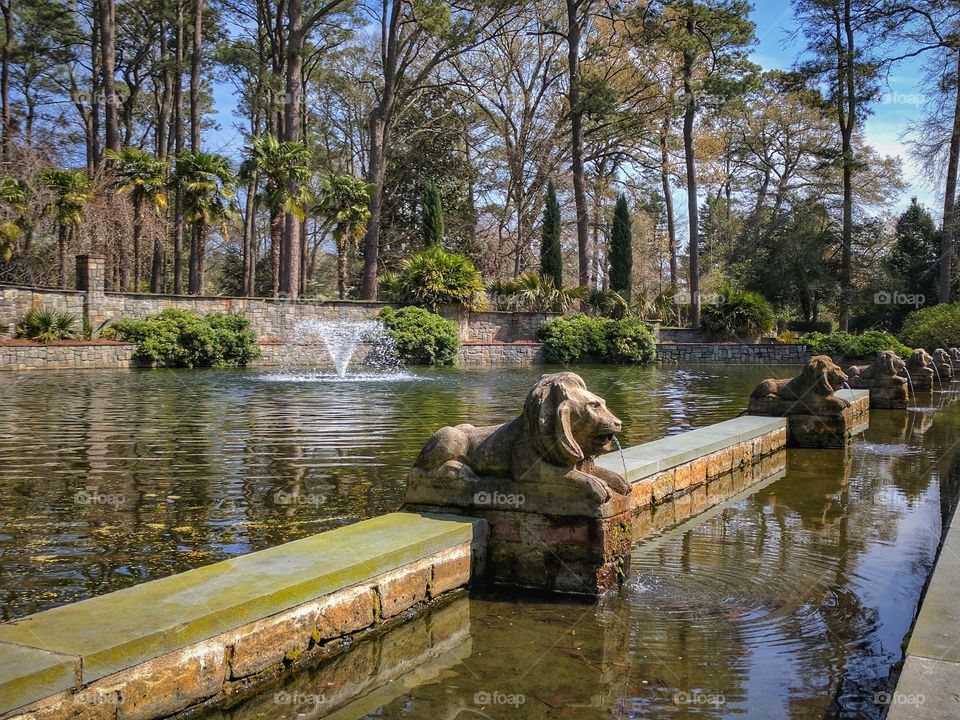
[906,348,935,387]
[933,348,954,379]
[951,347,960,365]
[413,372,630,502]
[749,355,851,414]
[847,350,906,387]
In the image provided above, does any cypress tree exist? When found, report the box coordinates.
[422,182,445,246]
[609,194,633,299]
[540,180,563,286]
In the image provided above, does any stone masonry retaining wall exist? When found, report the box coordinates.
[657,342,810,364]
[0,283,555,345]
[0,343,141,371]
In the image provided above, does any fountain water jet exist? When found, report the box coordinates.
[280,319,406,379]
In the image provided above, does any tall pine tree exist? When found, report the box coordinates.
[888,197,939,304]
[609,194,633,299]
[422,182,445,246]
[540,180,563,286]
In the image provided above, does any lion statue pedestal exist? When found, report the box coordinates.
[747,355,870,449]
[403,372,633,597]
[847,350,909,409]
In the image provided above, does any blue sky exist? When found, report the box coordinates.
[206,1,936,218]
[751,2,934,214]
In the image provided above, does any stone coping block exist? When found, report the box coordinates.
[595,416,786,483]
[0,645,76,715]
[0,512,485,707]
[904,526,960,663]
[886,656,960,720]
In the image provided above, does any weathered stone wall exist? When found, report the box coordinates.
[657,342,809,364]
[457,342,544,366]
[0,513,484,720]
[0,286,87,336]
[0,343,141,371]
[0,283,556,344]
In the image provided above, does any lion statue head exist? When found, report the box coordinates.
[877,350,906,377]
[523,372,623,466]
[907,348,934,371]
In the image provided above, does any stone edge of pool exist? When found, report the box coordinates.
[0,415,790,720]
[887,496,960,719]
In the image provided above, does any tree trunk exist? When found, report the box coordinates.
[566,0,589,288]
[190,0,202,152]
[58,224,68,289]
[362,110,387,299]
[132,196,143,291]
[279,0,303,299]
[90,11,102,170]
[337,236,347,299]
[940,52,960,304]
[682,35,699,327]
[838,0,855,331]
[150,232,163,293]
[242,170,257,296]
[99,0,120,156]
[1,0,12,159]
[172,0,185,293]
[660,123,678,295]
[270,205,282,296]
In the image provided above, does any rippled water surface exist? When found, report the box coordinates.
[0,364,767,618]
[3,365,959,720]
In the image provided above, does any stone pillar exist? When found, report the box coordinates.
[405,476,633,597]
[76,254,106,325]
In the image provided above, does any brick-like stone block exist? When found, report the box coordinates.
[229,602,318,678]
[651,469,676,504]
[707,448,733,479]
[95,643,226,720]
[376,565,430,619]
[315,585,377,641]
[430,545,472,596]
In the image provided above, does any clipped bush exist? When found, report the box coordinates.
[699,288,774,340]
[798,330,911,360]
[15,308,79,343]
[379,306,460,366]
[379,245,484,311]
[901,303,960,350]
[537,313,655,364]
[109,308,259,368]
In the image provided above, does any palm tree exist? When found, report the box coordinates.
[38,169,94,289]
[313,174,372,299]
[106,148,169,292]
[170,151,236,295]
[0,175,29,262]
[240,134,312,297]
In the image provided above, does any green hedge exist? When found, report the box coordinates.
[379,306,460,366]
[537,314,656,364]
[108,308,260,368]
[901,303,960,350]
[798,330,911,360]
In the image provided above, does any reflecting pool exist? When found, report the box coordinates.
[2,365,958,719]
